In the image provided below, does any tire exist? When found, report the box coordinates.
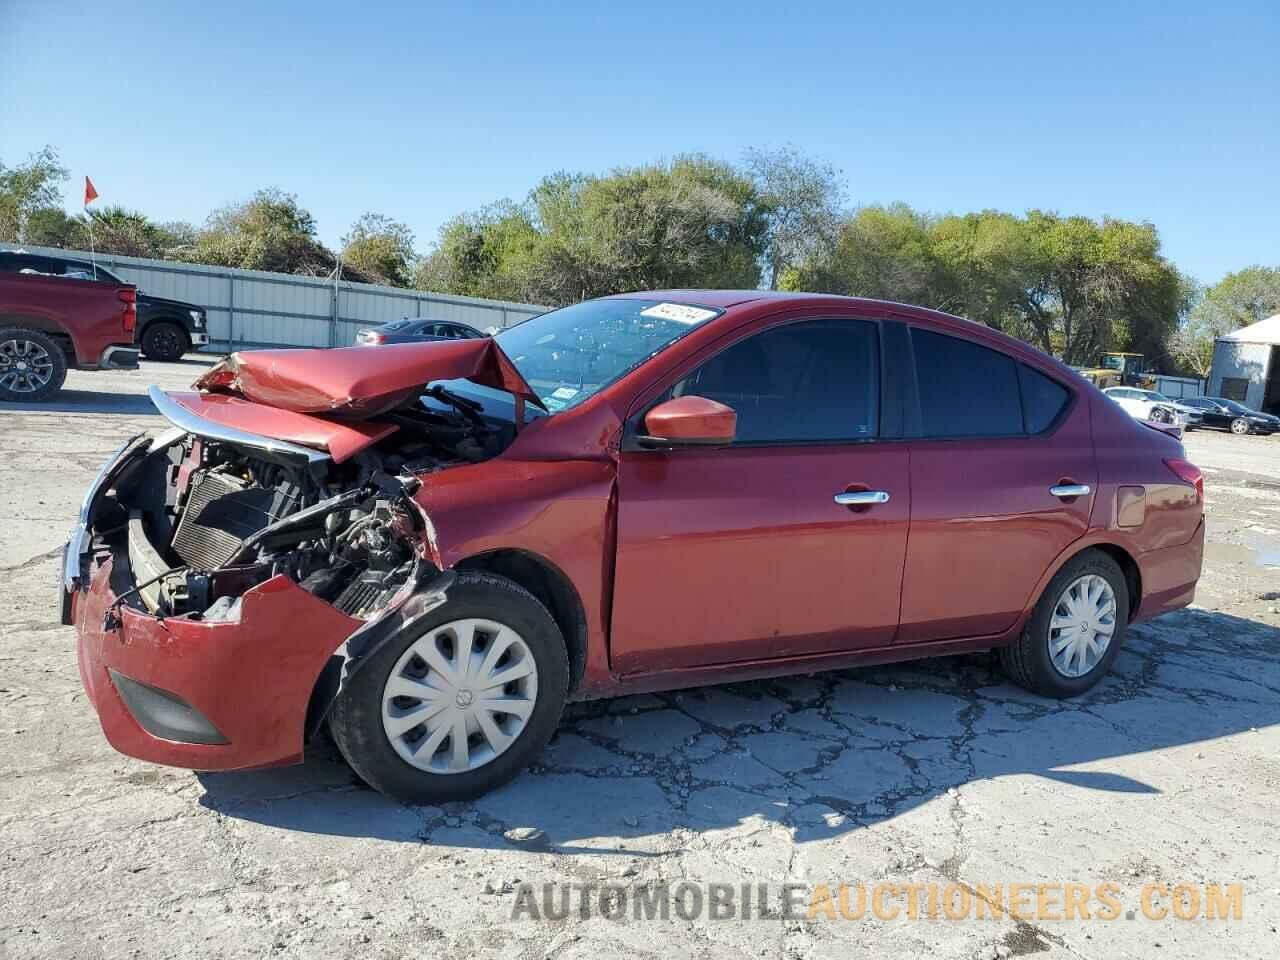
[1229,417,1250,436]
[328,572,569,803]
[141,321,190,362]
[0,327,68,402]
[1150,407,1171,424]
[999,549,1130,698]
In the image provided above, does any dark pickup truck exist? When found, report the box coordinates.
[0,251,209,361]
[0,269,140,401]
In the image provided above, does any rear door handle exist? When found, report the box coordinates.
[834,490,890,506]
[1049,483,1092,498]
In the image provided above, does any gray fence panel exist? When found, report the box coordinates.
[1,243,546,351]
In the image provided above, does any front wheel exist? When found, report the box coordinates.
[1230,417,1251,435]
[328,572,569,803]
[141,321,190,362]
[999,550,1130,698]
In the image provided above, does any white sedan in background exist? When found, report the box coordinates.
[1103,387,1201,430]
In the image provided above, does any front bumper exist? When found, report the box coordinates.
[72,557,361,770]
[65,434,360,770]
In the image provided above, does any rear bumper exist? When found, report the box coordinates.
[72,557,360,771]
[1135,517,1205,621]
[100,344,140,370]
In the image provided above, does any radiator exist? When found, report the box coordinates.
[171,470,299,569]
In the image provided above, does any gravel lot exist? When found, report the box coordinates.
[2,361,1278,959]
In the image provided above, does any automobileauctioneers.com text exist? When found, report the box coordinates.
[511,881,1244,923]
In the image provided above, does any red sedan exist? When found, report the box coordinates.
[65,291,1205,803]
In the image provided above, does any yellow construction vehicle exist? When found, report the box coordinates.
[1076,352,1156,390]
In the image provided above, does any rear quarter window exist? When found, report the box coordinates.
[1018,365,1071,433]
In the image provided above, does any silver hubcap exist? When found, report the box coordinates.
[1049,574,1117,677]
[0,339,54,393]
[381,618,538,775]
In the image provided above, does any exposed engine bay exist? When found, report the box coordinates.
[92,394,511,623]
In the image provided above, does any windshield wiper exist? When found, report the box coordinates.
[425,384,486,426]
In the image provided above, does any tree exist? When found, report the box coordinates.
[192,188,335,275]
[22,206,81,248]
[1168,266,1280,377]
[341,213,417,287]
[421,156,768,306]
[783,204,946,306]
[78,205,172,257]
[0,146,69,243]
[416,200,542,301]
[744,147,844,289]
[1192,265,1280,333]
[786,206,1183,366]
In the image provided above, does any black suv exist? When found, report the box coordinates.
[0,251,209,361]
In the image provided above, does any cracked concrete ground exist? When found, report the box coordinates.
[2,362,1279,959]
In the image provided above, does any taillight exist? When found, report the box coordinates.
[1164,458,1203,504]
[364,332,385,344]
[118,288,137,334]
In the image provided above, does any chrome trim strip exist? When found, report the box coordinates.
[146,385,330,463]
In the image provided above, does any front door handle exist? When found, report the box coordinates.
[1049,483,1092,498]
[834,490,890,506]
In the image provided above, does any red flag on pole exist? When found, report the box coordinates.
[84,176,99,206]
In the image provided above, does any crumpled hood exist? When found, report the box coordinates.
[194,338,545,419]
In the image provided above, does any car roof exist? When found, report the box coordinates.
[605,289,945,311]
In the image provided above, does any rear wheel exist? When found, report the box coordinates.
[999,549,1129,698]
[141,321,189,362]
[0,327,67,402]
[1230,417,1250,435]
[328,572,568,803]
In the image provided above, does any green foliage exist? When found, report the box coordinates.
[1170,265,1280,376]
[418,156,767,305]
[789,206,1184,366]
[1193,265,1280,332]
[743,146,844,289]
[192,188,335,275]
[341,213,417,287]
[0,146,69,243]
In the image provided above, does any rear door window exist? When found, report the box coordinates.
[910,328,1022,437]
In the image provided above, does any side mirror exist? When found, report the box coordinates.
[638,396,736,448]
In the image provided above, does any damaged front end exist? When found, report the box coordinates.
[65,381,499,770]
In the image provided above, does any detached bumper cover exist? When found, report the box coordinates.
[75,558,361,770]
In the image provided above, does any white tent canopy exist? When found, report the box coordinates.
[1220,313,1280,344]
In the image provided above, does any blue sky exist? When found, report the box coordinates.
[1,0,1275,284]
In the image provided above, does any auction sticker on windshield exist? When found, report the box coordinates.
[639,303,719,325]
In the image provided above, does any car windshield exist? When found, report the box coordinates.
[1100,355,1125,371]
[1140,391,1170,402]
[1216,399,1250,414]
[493,298,722,412]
